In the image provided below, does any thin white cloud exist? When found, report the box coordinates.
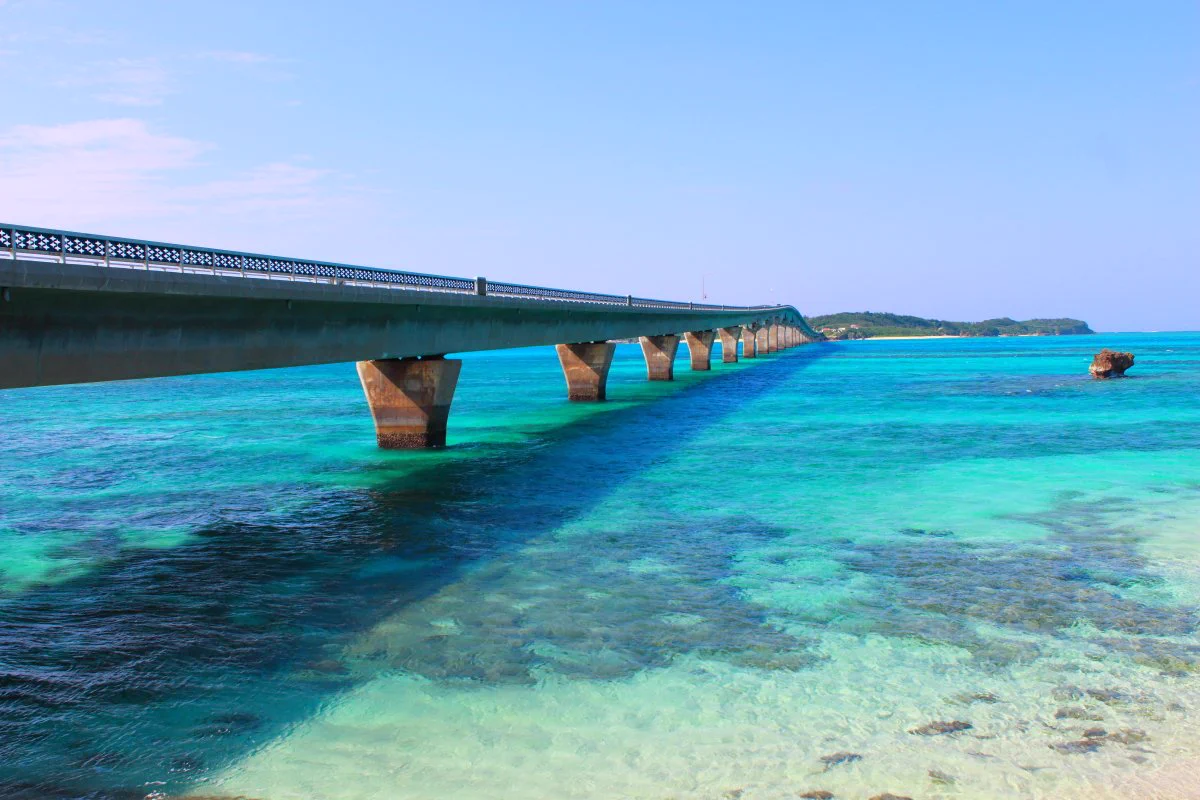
[59,57,172,106]
[0,119,205,222]
[189,162,341,219]
[200,50,278,65]
[0,118,365,230]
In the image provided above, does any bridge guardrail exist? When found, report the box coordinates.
[0,224,795,319]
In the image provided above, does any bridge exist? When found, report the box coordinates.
[0,224,821,448]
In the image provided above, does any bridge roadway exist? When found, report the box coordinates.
[0,224,821,448]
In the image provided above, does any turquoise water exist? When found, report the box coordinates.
[3,334,1200,799]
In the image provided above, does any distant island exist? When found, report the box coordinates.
[809,312,1094,340]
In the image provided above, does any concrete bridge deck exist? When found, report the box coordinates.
[0,224,821,447]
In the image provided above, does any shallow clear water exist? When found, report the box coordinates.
[2,334,1200,799]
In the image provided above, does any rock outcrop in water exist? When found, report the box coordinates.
[909,720,972,736]
[820,751,862,770]
[1089,349,1134,379]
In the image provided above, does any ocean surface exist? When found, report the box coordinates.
[3,333,1200,799]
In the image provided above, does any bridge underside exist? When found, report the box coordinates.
[0,259,817,389]
[1,258,821,447]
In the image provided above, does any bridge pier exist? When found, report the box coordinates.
[767,324,780,353]
[755,327,769,356]
[639,334,680,380]
[717,326,742,363]
[556,341,616,400]
[684,330,715,371]
[356,356,462,449]
[740,327,757,358]
[786,326,796,348]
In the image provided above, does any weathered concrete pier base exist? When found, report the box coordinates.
[767,324,780,353]
[640,334,680,381]
[684,330,715,371]
[741,327,758,358]
[356,356,462,449]
[718,326,742,363]
[756,327,769,355]
[556,341,616,400]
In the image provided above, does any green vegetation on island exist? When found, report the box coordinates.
[809,312,1094,340]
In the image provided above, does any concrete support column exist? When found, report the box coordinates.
[356,356,462,449]
[767,324,780,353]
[740,327,758,358]
[556,341,616,400]
[717,326,742,363]
[639,334,680,381]
[755,327,769,355]
[684,330,715,371]
[786,326,796,347]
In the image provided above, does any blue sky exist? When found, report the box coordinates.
[1,1,1196,330]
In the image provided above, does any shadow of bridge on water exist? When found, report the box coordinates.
[0,343,841,799]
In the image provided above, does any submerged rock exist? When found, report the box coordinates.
[950,691,1000,705]
[869,794,914,800]
[820,751,862,769]
[1104,728,1150,745]
[909,720,973,736]
[899,527,954,538]
[1051,739,1104,754]
[1089,349,1135,379]
[1082,727,1107,738]
[1085,688,1131,704]
[798,792,835,799]
[928,769,956,785]
[1054,706,1103,721]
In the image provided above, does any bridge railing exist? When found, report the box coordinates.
[1,224,776,314]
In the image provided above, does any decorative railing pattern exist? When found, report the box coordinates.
[1,224,793,318]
